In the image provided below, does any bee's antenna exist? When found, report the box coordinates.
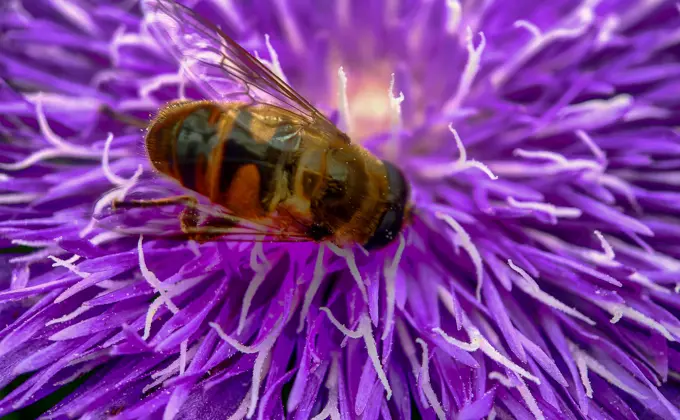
[99,105,148,129]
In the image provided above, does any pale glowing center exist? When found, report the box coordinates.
[329,52,395,142]
[348,80,392,139]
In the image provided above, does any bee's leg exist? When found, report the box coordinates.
[179,207,205,242]
[179,208,236,243]
[112,195,198,210]
[99,105,148,129]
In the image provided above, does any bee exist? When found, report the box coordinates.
[118,0,410,250]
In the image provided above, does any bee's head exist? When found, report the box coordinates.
[363,160,410,251]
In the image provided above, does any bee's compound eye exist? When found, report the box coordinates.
[363,207,402,251]
[363,160,409,251]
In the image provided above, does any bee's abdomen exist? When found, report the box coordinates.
[217,109,291,213]
[146,102,300,218]
[146,103,225,198]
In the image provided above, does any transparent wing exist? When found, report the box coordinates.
[98,198,314,243]
[142,0,348,142]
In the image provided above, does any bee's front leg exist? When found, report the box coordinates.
[111,195,198,210]
[179,207,237,243]
[179,207,209,243]
[99,105,148,129]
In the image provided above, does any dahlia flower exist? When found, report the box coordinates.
[1,0,680,418]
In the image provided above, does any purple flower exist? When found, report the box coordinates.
[1,0,680,418]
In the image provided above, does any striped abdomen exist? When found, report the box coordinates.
[145,100,300,218]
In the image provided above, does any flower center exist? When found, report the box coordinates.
[328,49,396,144]
[346,67,394,140]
